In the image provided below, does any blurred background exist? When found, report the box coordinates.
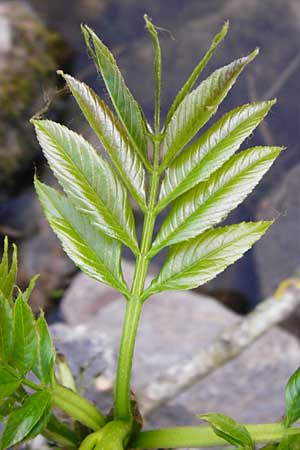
[1,0,300,326]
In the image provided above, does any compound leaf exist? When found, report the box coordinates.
[0,294,13,362]
[165,21,229,126]
[145,222,271,297]
[82,26,148,163]
[11,294,38,375]
[151,146,282,255]
[32,313,55,386]
[0,365,21,399]
[285,367,300,427]
[158,101,275,211]
[161,49,258,169]
[1,391,51,450]
[33,119,138,254]
[35,180,128,296]
[199,413,254,450]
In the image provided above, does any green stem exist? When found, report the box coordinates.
[52,384,106,430]
[131,424,300,449]
[22,378,44,391]
[114,20,162,420]
[114,142,161,421]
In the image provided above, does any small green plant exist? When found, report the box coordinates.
[0,15,299,450]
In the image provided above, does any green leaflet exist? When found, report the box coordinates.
[33,119,139,254]
[285,367,300,427]
[82,26,148,164]
[11,294,38,375]
[0,238,17,304]
[58,73,147,208]
[199,413,254,450]
[151,146,283,256]
[1,391,51,450]
[35,180,128,296]
[22,275,39,303]
[161,49,258,170]
[0,294,13,362]
[32,314,55,386]
[144,15,162,134]
[165,21,229,126]
[0,365,21,399]
[158,100,275,211]
[278,435,300,450]
[144,222,271,297]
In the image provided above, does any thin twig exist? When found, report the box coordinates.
[137,279,300,416]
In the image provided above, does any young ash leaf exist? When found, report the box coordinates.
[199,413,254,450]
[158,100,275,211]
[35,180,128,296]
[285,367,300,427]
[0,365,21,399]
[32,313,55,386]
[22,275,39,303]
[58,73,147,208]
[0,238,17,304]
[32,119,139,254]
[0,294,13,362]
[161,49,259,170]
[82,25,148,163]
[144,222,271,298]
[165,21,229,126]
[151,146,283,256]
[0,391,51,450]
[11,294,38,375]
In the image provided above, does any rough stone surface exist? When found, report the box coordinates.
[56,289,300,429]
[0,1,67,201]
[61,261,135,325]
[50,322,115,412]
[255,163,300,337]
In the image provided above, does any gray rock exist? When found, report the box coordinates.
[61,260,135,325]
[255,164,300,298]
[50,322,115,412]
[58,288,300,427]
[89,293,300,426]
[254,163,300,337]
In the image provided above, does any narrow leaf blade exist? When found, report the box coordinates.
[82,26,148,161]
[1,391,51,450]
[32,314,55,386]
[158,101,275,210]
[35,180,128,295]
[199,413,254,450]
[32,119,138,253]
[11,294,38,374]
[0,294,13,362]
[285,367,300,427]
[145,222,271,296]
[161,49,258,169]
[166,21,229,125]
[151,146,283,255]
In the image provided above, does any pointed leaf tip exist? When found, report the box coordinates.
[199,413,254,450]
